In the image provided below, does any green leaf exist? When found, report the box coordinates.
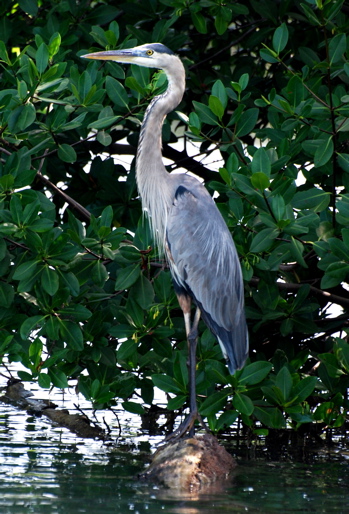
[235,108,259,137]
[44,315,60,340]
[0,282,14,307]
[19,0,38,16]
[122,401,145,415]
[61,112,87,132]
[328,238,349,260]
[105,76,129,110]
[233,392,254,416]
[329,33,346,65]
[286,75,305,106]
[238,361,273,386]
[251,147,271,176]
[90,25,109,47]
[199,390,229,416]
[41,266,59,295]
[29,338,42,367]
[88,115,120,130]
[212,80,228,109]
[216,410,239,430]
[20,315,45,340]
[38,373,51,388]
[250,172,270,190]
[48,32,61,57]
[36,43,49,73]
[259,48,279,63]
[173,352,188,388]
[275,366,293,401]
[58,144,77,163]
[0,41,11,65]
[59,320,84,351]
[271,195,286,221]
[193,100,219,125]
[253,405,275,427]
[239,73,249,91]
[117,339,137,361]
[167,395,186,410]
[48,368,69,388]
[336,339,349,373]
[131,274,154,310]
[290,236,308,268]
[293,188,330,211]
[191,12,207,34]
[13,260,39,280]
[115,264,140,290]
[17,371,33,381]
[189,111,201,132]
[58,304,92,322]
[250,228,279,253]
[91,260,109,286]
[208,95,224,119]
[272,23,289,54]
[109,324,135,339]
[291,376,317,402]
[61,272,80,297]
[314,136,333,167]
[337,153,349,172]
[300,3,321,25]
[215,13,229,35]
[97,130,112,146]
[151,374,182,394]
[8,103,36,132]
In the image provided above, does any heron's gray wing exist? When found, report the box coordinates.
[166,183,248,373]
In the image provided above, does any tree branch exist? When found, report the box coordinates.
[87,141,219,182]
[36,172,91,222]
[250,277,349,309]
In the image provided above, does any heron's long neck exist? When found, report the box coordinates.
[136,58,185,253]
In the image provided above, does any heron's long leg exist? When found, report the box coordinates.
[181,303,201,420]
[187,306,200,436]
[162,302,209,442]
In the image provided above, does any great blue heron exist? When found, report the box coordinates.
[83,43,249,438]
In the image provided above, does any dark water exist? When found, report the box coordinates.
[1,379,349,513]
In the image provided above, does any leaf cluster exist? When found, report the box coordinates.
[0,0,349,436]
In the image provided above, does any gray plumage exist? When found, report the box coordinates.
[83,43,248,375]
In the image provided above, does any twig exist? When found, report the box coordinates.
[36,171,91,221]
[250,277,349,308]
[109,407,122,442]
[73,403,103,430]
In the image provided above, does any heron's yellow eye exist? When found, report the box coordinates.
[146,49,154,56]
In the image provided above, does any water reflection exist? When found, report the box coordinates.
[1,375,349,513]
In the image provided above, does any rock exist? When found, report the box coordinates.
[140,433,236,492]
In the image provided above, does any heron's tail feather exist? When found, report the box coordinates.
[200,308,249,375]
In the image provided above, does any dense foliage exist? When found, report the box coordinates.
[1,0,349,437]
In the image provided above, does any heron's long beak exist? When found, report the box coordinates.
[82,49,137,63]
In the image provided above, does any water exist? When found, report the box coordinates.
[1,375,349,513]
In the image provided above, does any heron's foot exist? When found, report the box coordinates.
[161,411,210,445]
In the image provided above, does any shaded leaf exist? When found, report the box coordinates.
[233,392,254,415]
[272,23,289,54]
[236,108,259,137]
[199,390,229,416]
[239,361,273,386]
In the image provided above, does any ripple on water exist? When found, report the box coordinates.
[1,371,349,513]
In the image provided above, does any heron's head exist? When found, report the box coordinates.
[82,43,177,71]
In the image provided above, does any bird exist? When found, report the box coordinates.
[82,43,249,438]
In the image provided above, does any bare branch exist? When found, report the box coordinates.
[250,277,349,309]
